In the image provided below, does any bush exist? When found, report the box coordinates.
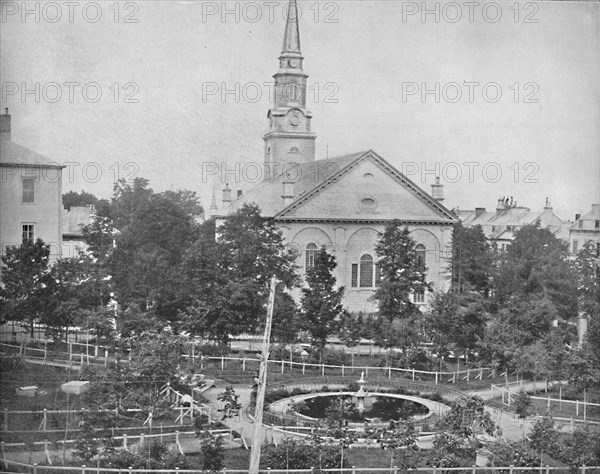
[262,438,344,469]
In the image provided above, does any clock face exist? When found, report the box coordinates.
[289,113,300,126]
[288,59,299,68]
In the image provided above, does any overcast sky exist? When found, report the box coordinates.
[1,0,598,220]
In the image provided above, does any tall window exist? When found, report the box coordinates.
[415,244,426,270]
[359,254,374,288]
[351,264,358,287]
[22,224,34,244]
[22,178,35,203]
[413,289,425,304]
[305,243,318,271]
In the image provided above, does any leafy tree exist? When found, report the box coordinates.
[558,425,600,469]
[528,414,559,466]
[487,441,539,469]
[428,431,476,469]
[0,239,52,336]
[271,288,302,346]
[301,246,344,353]
[199,432,225,472]
[180,206,298,343]
[63,190,107,211]
[375,420,419,470]
[494,223,577,321]
[426,292,487,359]
[261,437,343,469]
[513,391,533,419]
[449,223,495,297]
[338,311,365,351]
[372,222,430,323]
[323,397,359,469]
[435,396,495,438]
[218,386,242,421]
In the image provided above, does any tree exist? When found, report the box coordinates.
[375,420,419,470]
[449,223,495,297]
[63,190,108,211]
[435,396,495,438]
[323,397,359,469]
[426,292,487,359]
[0,239,52,336]
[301,246,344,353]
[372,222,430,323]
[494,223,577,321]
[180,205,298,343]
[262,437,342,469]
[528,414,559,466]
[487,441,539,468]
[218,386,241,421]
[513,392,533,419]
[199,432,225,472]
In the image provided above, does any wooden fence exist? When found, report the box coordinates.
[0,459,598,474]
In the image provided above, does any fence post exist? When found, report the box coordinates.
[472,465,477,474]
[342,365,345,377]
[365,366,369,377]
[281,359,284,374]
[123,433,127,449]
[33,463,38,474]
[243,358,246,371]
[435,372,438,384]
[412,369,415,381]
[80,353,84,366]
[221,356,224,370]
[140,433,145,446]
[466,369,470,381]
[576,400,579,416]
[82,464,86,474]
[43,409,47,431]
[388,366,391,379]
[322,364,325,376]
[302,363,305,375]
[545,465,550,474]
[509,466,514,474]
[4,409,8,431]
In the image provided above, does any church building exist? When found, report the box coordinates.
[213,0,457,313]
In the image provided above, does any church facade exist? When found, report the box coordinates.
[213,0,457,313]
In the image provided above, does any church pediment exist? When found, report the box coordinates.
[274,150,457,224]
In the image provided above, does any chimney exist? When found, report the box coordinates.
[475,207,486,217]
[430,177,444,202]
[0,108,10,141]
[282,181,294,206]
[544,197,552,210]
[497,197,506,212]
[575,213,581,221]
[237,190,243,199]
[222,183,232,204]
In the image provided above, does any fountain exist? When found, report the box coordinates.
[355,372,367,415]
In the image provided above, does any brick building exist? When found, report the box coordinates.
[213,0,457,313]
[0,109,65,262]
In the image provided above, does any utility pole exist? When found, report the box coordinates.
[249,276,277,474]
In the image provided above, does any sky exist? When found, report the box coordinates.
[1,0,599,221]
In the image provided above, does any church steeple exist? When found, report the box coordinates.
[282,0,301,54]
[263,0,316,180]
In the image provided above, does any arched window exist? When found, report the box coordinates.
[305,243,318,271]
[289,146,300,154]
[359,254,374,288]
[415,244,426,270]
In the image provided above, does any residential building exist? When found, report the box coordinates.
[0,109,65,262]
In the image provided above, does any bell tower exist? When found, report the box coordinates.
[263,0,316,181]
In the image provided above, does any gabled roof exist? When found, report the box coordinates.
[0,139,63,168]
[217,150,457,224]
